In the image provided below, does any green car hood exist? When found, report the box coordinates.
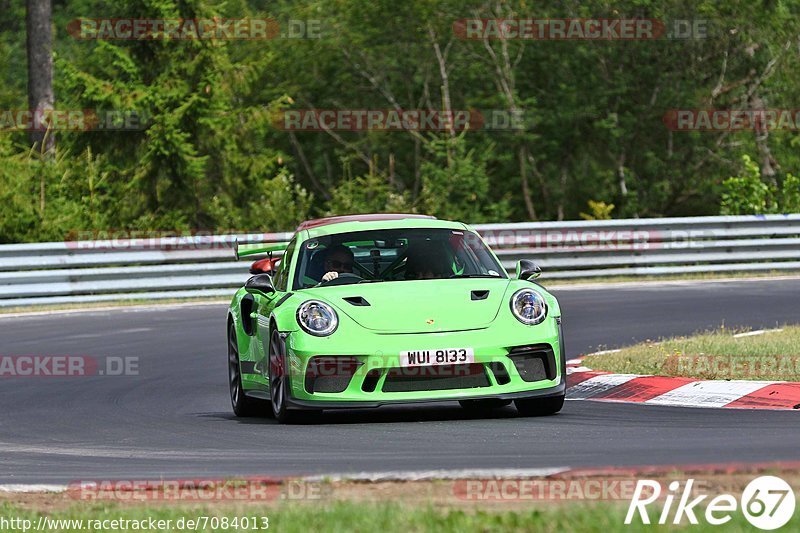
[299,278,512,334]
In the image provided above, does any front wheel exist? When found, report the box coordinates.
[514,394,565,417]
[268,329,291,422]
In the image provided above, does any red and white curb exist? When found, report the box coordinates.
[567,356,800,410]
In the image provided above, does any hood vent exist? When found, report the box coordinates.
[343,296,370,306]
[470,290,490,301]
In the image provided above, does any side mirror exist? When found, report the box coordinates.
[245,273,275,295]
[516,259,542,281]
[250,257,281,275]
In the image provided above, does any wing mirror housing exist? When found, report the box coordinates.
[244,273,275,296]
[250,257,281,275]
[516,259,542,281]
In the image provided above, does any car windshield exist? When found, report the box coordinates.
[292,228,506,289]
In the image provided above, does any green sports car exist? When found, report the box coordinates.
[227,214,565,423]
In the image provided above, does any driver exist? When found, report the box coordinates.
[320,245,355,282]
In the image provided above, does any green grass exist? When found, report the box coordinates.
[587,326,800,380]
[2,500,794,532]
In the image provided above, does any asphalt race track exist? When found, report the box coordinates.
[1,278,799,483]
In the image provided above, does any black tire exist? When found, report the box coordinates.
[514,394,565,417]
[458,399,512,411]
[228,322,268,417]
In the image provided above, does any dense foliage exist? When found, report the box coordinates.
[2,0,800,242]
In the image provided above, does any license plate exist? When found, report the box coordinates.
[400,348,475,367]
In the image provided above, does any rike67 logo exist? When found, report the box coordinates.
[626,476,796,529]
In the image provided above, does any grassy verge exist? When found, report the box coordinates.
[3,471,799,532]
[2,499,794,533]
[586,326,800,380]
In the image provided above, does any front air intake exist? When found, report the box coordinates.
[305,357,362,393]
[381,363,490,392]
[507,344,557,382]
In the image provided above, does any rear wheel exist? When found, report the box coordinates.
[228,322,267,417]
[458,399,512,411]
[514,394,565,417]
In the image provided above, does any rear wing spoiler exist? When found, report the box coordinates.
[234,239,289,260]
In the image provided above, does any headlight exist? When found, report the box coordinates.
[296,300,338,336]
[510,288,547,325]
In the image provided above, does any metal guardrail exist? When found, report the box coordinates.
[1,215,799,307]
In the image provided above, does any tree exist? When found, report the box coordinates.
[26,0,54,154]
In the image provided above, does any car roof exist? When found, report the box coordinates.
[297,215,469,240]
[296,213,436,231]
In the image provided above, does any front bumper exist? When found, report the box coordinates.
[277,317,566,409]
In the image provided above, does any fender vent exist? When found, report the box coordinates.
[240,295,256,336]
[343,296,370,306]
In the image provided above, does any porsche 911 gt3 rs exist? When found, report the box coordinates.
[227,214,565,423]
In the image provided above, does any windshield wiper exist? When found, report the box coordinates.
[358,279,385,283]
[449,274,502,279]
